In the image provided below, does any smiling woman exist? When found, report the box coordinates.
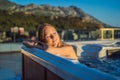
[23,23,78,59]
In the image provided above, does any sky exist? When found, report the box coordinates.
[10,0,120,27]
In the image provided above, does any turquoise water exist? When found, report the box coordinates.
[0,53,22,80]
[0,43,22,80]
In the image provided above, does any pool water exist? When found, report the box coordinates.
[79,55,120,78]
[0,53,22,80]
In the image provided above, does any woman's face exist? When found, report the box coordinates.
[43,26,60,47]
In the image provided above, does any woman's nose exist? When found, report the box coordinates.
[51,34,55,39]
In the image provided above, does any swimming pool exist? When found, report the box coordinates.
[0,53,22,80]
[0,40,120,80]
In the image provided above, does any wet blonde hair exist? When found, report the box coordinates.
[38,23,63,47]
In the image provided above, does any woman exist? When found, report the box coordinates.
[23,23,78,59]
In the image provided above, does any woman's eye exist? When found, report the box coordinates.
[53,32,56,35]
[46,35,50,39]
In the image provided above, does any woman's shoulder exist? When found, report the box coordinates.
[60,42,71,47]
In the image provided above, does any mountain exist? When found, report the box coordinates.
[0,0,112,28]
[0,0,18,10]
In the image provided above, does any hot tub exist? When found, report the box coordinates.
[21,46,117,80]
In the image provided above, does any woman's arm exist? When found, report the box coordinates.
[23,41,78,59]
[23,41,47,49]
[23,41,35,48]
[46,45,78,59]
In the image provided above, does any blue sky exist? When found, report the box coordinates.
[10,0,120,27]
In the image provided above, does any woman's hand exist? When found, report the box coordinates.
[37,41,48,50]
[23,40,48,50]
[23,41,35,48]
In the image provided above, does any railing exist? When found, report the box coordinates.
[0,43,22,52]
[21,46,117,80]
[59,28,120,41]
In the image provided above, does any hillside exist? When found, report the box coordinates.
[0,0,112,31]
